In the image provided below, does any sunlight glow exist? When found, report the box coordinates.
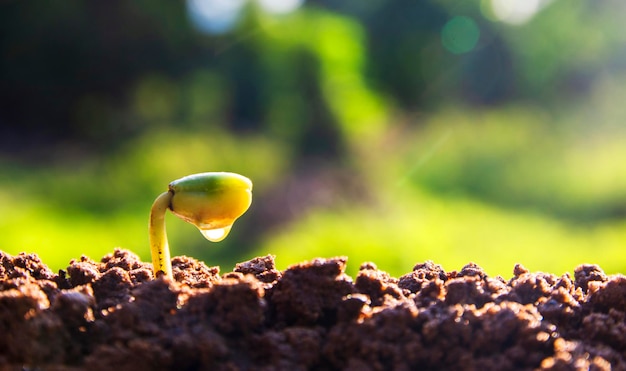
[489,0,552,25]
[187,0,304,34]
[187,0,246,34]
[258,0,304,15]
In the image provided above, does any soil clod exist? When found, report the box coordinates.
[0,249,624,370]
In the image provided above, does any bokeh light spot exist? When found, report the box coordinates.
[258,0,304,15]
[489,0,549,25]
[441,16,480,54]
[186,0,246,34]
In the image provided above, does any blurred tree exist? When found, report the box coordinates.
[363,0,449,109]
[289,49,345,160]
[0,1,194,156]
[2,0,625,161]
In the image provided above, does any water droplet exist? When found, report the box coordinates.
[199,225,232,242]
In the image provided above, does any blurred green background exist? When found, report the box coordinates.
[1,0,625,278]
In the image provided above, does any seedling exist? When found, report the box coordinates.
[149,172,253,279]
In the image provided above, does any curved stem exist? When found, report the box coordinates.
[149,191,173,280]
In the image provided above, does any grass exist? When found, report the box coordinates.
[0,104,624,278]
[256,188,626,278]
[0,128,289,271]
[257,103,626,278]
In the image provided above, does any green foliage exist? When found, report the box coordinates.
[0,1,625,277]
[256,102,626,278]
[0,130,288,270]
[414,109,626,222]
[1,104,625,277]
[258,191,626,278]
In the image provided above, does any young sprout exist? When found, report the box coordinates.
[149,172,252,280]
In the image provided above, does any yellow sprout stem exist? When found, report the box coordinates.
[149,191,173,280]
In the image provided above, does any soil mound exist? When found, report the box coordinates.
[0,249,624,370]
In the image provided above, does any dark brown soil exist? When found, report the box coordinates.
[1,249,625,370]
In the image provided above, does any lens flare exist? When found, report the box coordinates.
[441,16,480,54]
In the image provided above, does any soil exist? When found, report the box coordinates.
[0,249,625,370]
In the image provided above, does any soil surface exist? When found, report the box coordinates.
[0,249,625,370]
